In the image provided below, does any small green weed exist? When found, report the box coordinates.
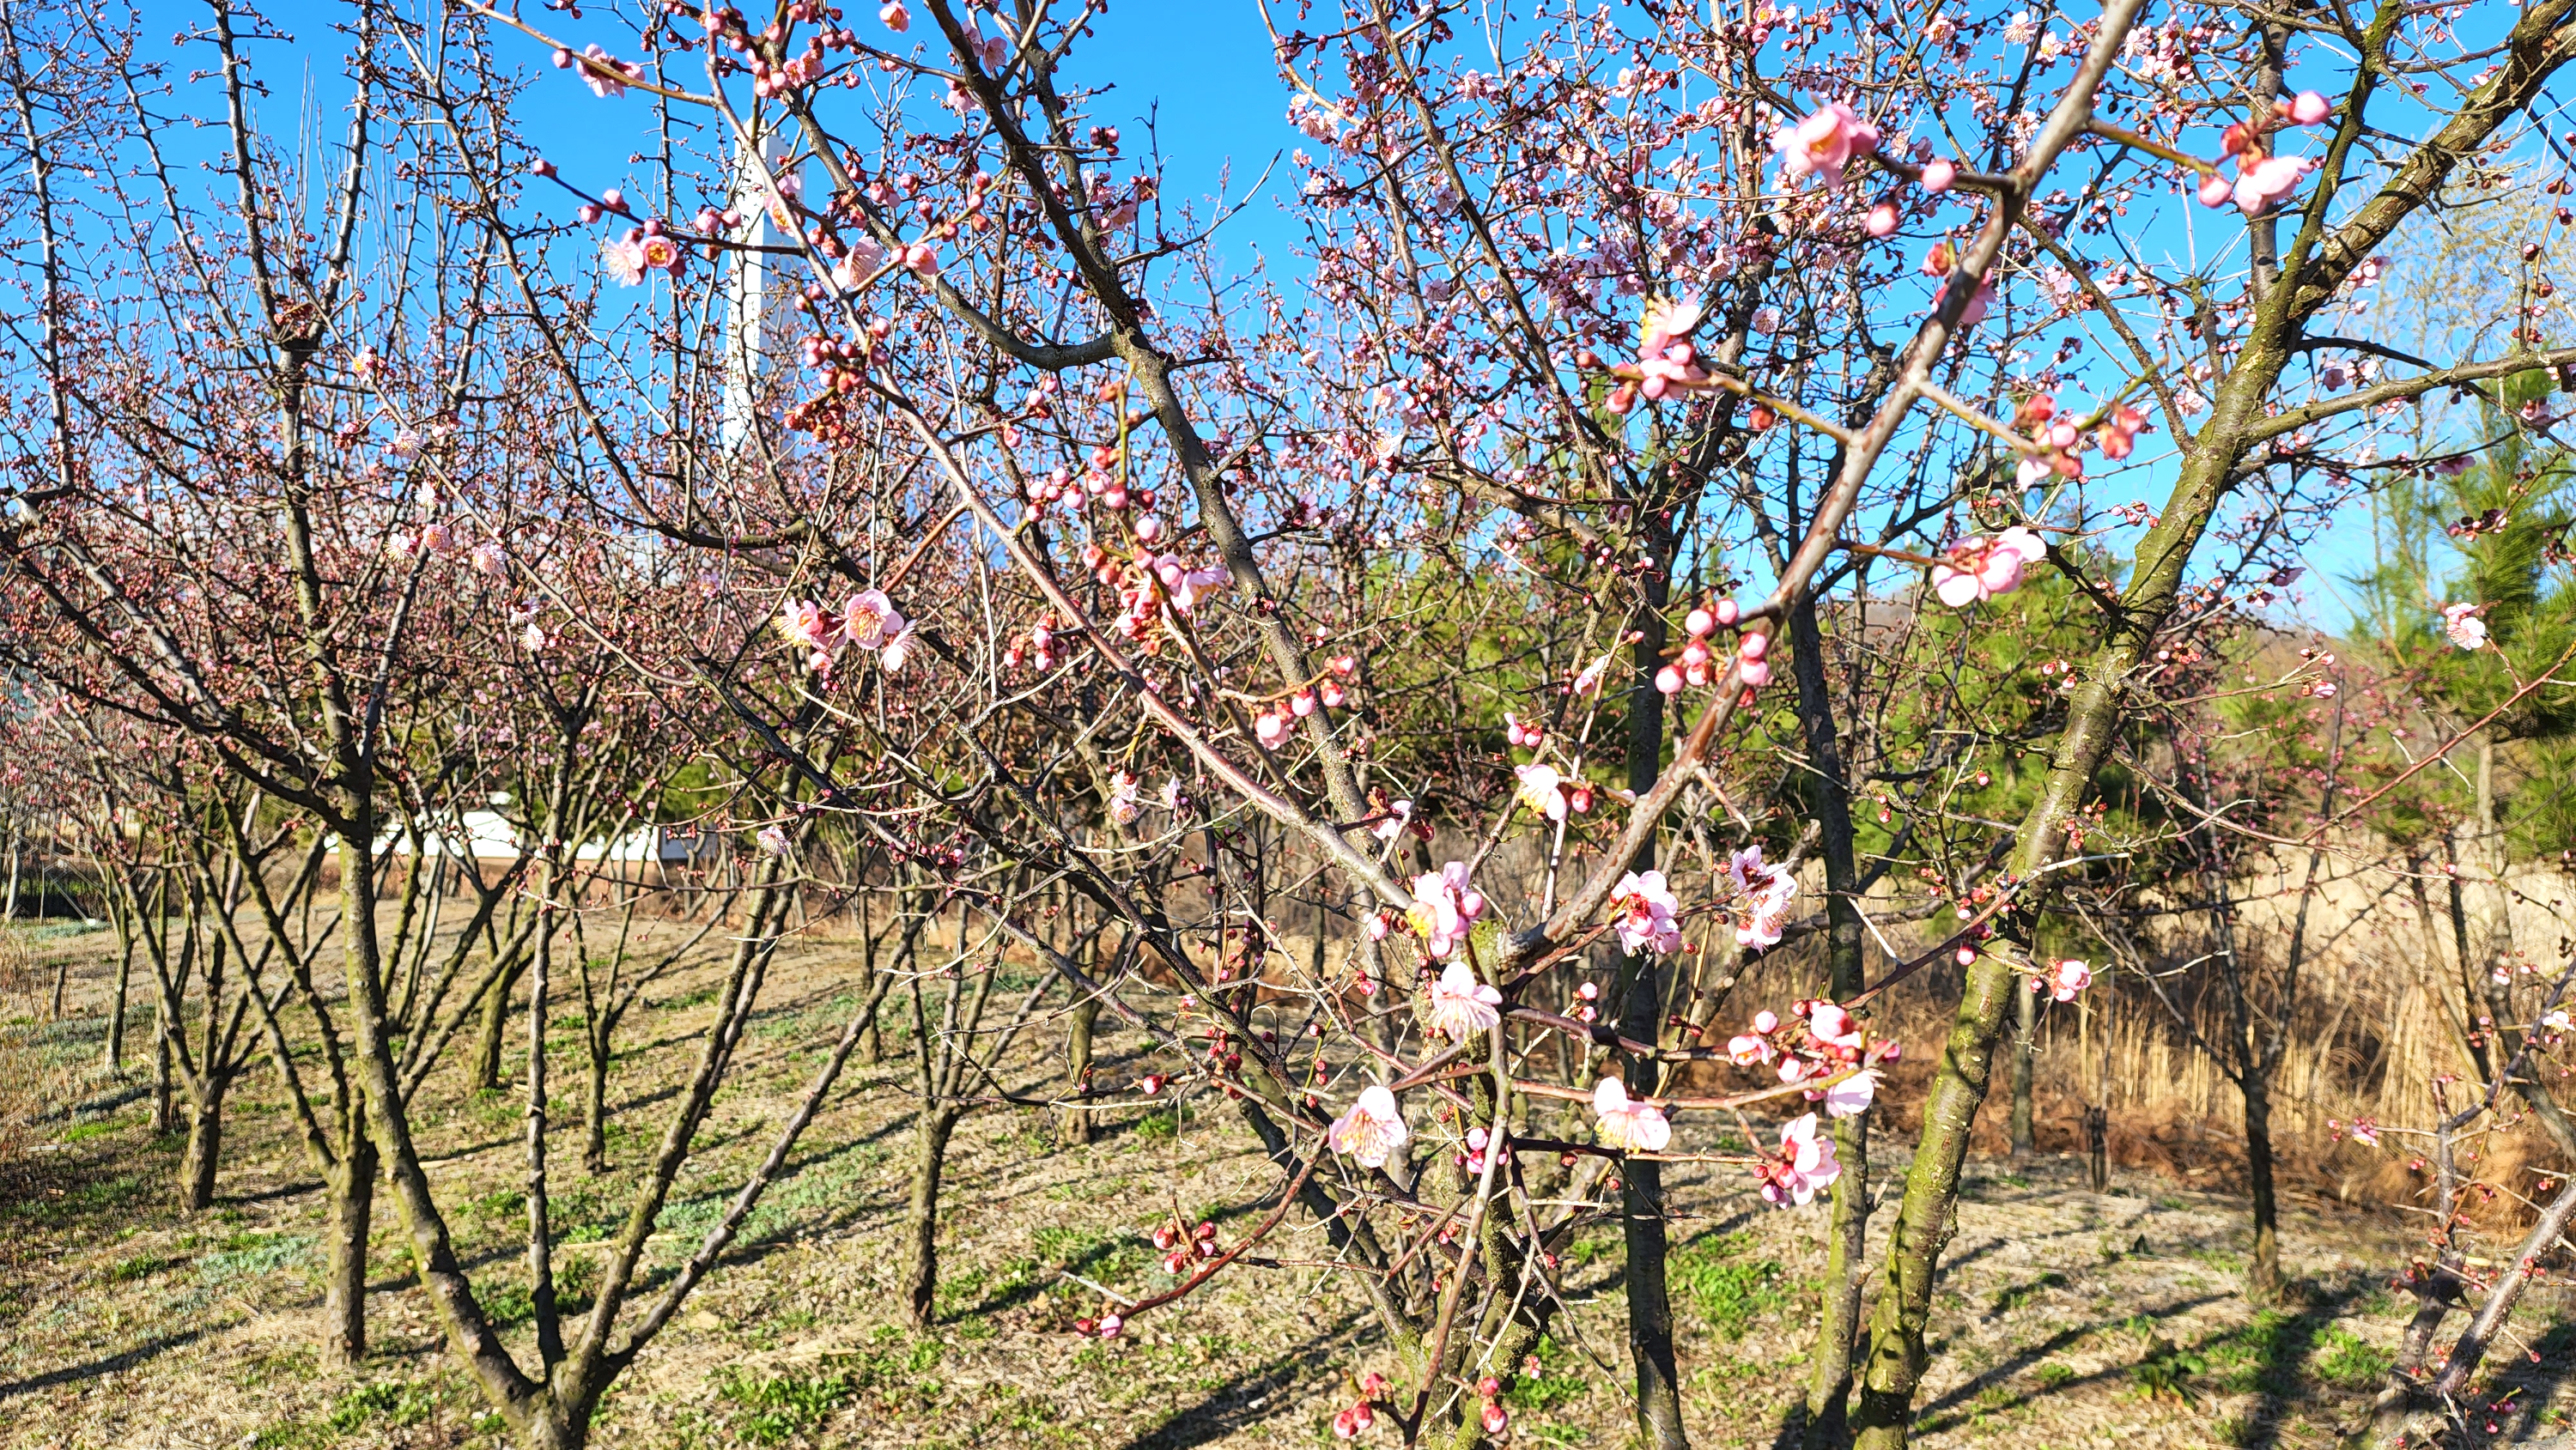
[106,1252,171,1282]
[1989,1271,2068,1315]
[326,1380,434,1433]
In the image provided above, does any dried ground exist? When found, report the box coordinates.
[5,917,2573,1450]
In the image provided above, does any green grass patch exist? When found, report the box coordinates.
[1669,1231,1791,1340]
[714,1367,854,1445]
[2312,1326,2395,1390]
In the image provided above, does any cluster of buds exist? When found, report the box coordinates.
[1004,615,1063,674]
[1724,998,1893,1118]
[1656,598,1767,693]
[2327,1116,2383,1148]
[1071,1308,1125,1338]
[1474,1377,1511,1435]
[1331,1374,1390,1439]
[1504,711,1544,748]
[1151,1216,1221,1276]
[1083,168,1156,230]
[1253,684,1327,748]
[2198,91,2330,214]
[1456,1123,1504,1174]
[1407,863,1490,964]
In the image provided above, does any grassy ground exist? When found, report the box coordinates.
[3,918,2571,1450]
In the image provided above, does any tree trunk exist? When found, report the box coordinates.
[106,922,133,1073]
[2085,1107,2109,1192]
[582,1026,611,1175]
[2244,1067,2282,1302]
[3,822,20,921]
[1057,997,1099,1148]
[323,1126,378,1368]
[1790,586,1871,1449]
[2008,980,2036,1158]
[902,1106,961,1327]
[472,956,520,1092]
[1619,961,1687,1450]
[151,1007,175,1134]
[180,1083,225,1211]
[1852,950,2019,1449]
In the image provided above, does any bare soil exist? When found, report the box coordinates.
[5,919,2572,1450]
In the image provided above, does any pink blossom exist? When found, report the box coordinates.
[1930,527,2044,608]
[602,237,647,287]
[1933,268,1993,326]
[1823,1069,1879,1119]
[1865,202,1899,237]
[1809,1001,1863,1051]
[878,1,910,30]
[831,238,889,289]
[1515,761,1570,822]
[2050,959,2093,1001]
[1108,770,1140,825]
[1409,862,1485,961]
[1765,1113,1842,1206]
[520,622,547,652]
[1637,295,1704,360]
[419,522,454,555]
[2349,1118,2381,1147]
[1728,1032,1776,1066]
[841,588,905,649]
[1921,158,1956,192]
[2233,153,2315,214]
[878,625,916,672]
[2288,90,2331,125]
[2443,602,2488,650]
[579,44,635,100]
[1612,870,1683,956]
[468,543,507,579]
[1730,846,1798,949]
[1593,1077,1673,1152]
[778,598,839,651]
[1327,1083,1409,1168]
[756,823,790,856]
[1426,961,1504,1041]
[1371,798,1414,844]
[1770,101,1880,188]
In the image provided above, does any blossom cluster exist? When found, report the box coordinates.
[1725,997,1891,1119]
[777,588,914,674]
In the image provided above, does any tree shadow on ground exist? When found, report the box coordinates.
[1115,1309,1367,1450]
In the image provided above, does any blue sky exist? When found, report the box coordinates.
[205,0,2455,634]
[234,0,1309,264]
